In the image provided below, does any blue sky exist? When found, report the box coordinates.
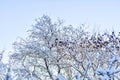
[0,0,120,53]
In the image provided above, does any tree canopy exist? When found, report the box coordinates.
[1,15,120,80]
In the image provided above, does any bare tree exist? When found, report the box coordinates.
[7,15,120,80]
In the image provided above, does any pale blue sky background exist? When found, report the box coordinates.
[0,0,120,62]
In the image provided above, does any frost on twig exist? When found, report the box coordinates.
[96,56,120,80]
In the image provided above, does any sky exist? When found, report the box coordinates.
[0,0,120,63]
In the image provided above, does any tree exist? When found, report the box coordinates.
[5,15,120,80]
